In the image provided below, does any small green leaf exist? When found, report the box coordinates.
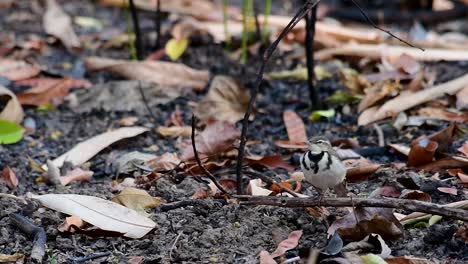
[267,66,331,81]
[326,90,361,104]
[361,254,387,264]
[165,38,188,61]
[428,215,442,226]
[310,109,335,122]
[0,119,24,144]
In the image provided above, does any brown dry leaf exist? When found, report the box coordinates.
[1,166,18,188]
[270,230,303,258]
[194,75,250,123]
[417,107,468,123]
[0,85,24,124]
[358,81,401,113]
[119,116,138,126]
[208,179,237,195]
[437,187,458,195]
[259,250,277,264]
[344,158,381,182]
[270,181,293,195]
[0,59,40,81]
[185,159,229,175]
[246,155,294,171]
[146,152,181,171]
[112,187,165,215]
[426,123,458,152]
[0,253,24,263]
[84,57,209,91]
[417,156,468,172]
[358,73,468,125]
[400,190,431,202]
[454,225,468,243]
[157,126,191,137]
[408,138,438,167]
[58,215,84,232]
[458,142,468,157]
[60,168,93,186]
[283,110,307,142]
[386,256,436,264]
[180,121,240,161]
[191,188,210,199]
[388,53,421,75]
[111,177,136,192]
[17,77,90,106]
[43,0,81,50]
[458,172,468,184]
[328,206,404,241]
[274,140,308,149]
[339,68,370,94]
[456,86,468,110]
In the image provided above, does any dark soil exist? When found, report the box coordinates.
[1,1,467,263]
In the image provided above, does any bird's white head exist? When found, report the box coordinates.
[307,136,333,153]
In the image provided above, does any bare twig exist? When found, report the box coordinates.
[137,81,157,123]
[235,195,468,221]
[154,0,161,49]
[373,123,385,147]
[158,199,227,212]
[348,0,423,51]
[191,114,229,195]
[304,2,319,109]
[169,232,183,261]
[128,0,143,60]
[236,0,321,194]
[245,170,299,197]
[10,213,47,262]
[253,2,262,42]
[0,193,27,204]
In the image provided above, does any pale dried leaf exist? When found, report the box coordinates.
[0,59,40,81]
[458,142,468,157]
[60,168,93,186]
[157,126,192,137]
[456,86,468,110]
[283,110,307,142]
[0,85,24,124]
[195,75,250,123]
[271,230,303,258]
[58,215,84,232]
[42,127,149,170]
[84,57,209,90]
[146,152,181,171]
[1,166,18,188]
[247,179,273,196]
[31,193,156,239]
[259,250,277,264]
[43,0,81,50]
[112,187,165,215]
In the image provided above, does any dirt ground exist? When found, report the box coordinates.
[1,0,468,263]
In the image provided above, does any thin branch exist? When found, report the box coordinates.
[253,1,262,42]
[128,0,144,60]
[158,199,228,212]
[191,114,229,196]
[236,0,321,194]
[348,0,424,51]
[154,0,161,49]
[373,123,385,147]
[10,213,47,262]
[304,3,319,109]
[137,81,157,123]
[245,170,299,197]
[235,195,468,221]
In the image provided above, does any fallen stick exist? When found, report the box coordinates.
[315,44,468,61]
[10,213,47,262]
[235,195,468,222]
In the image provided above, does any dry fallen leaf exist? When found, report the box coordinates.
[1,166,18,188]
[31,193,156,239]
[457,142,468,157]
[84,57,210,90]
[60,168,93,186]
[43,126,149,170]
[246,155,294,171]
[386,256,436,264]
[146,152,181,171]
[180,120,240,161]
[408,138,438,167]
[388,53,421,75]
[58,215,84,233]
[0,253,24,263]
[247,179,273,196]
[259,250,277,264]
[283,110,307,143]
[358,81,401,113]
[0,59,40,81]
[112,187,165,215]
[17,77,90,106]
[195,75,250,123]
[437,187,458,195]
[359,73,468,125]
[344,158,381,182]
[157,126,192,137]
[271,230,303,258]
[456,86,468,110]
[43,0,81,50]
[0,85,24,124]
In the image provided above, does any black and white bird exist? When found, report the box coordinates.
[300,136,347,201]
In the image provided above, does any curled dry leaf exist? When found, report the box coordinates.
[0,85,24,124]
[84,57,209,91]
[388,53,421,75]
[17,77,90,106]
[43,0,81,50]
[358,81,401,113]
[344,158,381,182]
[43,126,149,170]
[270,230,303,258]
[180,120,240,161]
[283,110,307,143]
[328,206,404,241]
[31,193,156,239]
[408,138,438,167]
[456,85,468,110]
[247,179,273,196]
[194,75,250,123]
[60,168,93,186]
[425,123,457,152]
[157,126,192,137]
[1,166,18,188]
[437,187,458,195]
[0,59,40,81]
[58,216,84,233]
[400,190,431,202]
[112,187,165,216]
[146,152,181,171]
